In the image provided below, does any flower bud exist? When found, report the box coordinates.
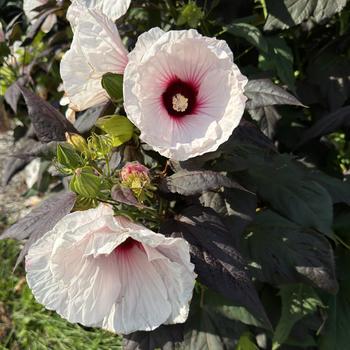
[56,143,83,170]
[120,162,153,202]
[65,132,89,154]
[120,162,150,182]
[87,133,113,160]
[70,166,102,198]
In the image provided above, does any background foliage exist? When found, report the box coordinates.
[1,0,350,349]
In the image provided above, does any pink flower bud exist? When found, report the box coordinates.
[120,162,149,182]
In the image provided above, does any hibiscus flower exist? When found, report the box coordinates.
[123,28,248,161]
[25,205,196,334]
[60,8,128,111]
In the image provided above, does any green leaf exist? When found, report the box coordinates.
[95,115,134,147]
[177,2,204,28]
[259,36,295,90]
[243,210,338,293]
[273,284,324,349]
[224,22,268,53]
[236,332,259,350]
[101,73,123,102]
[56,143,83,170]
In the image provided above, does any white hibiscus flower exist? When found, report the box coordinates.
[23,0,57,33]
[123,28,248,161]
[25,205,196,334]
[60,8,128,111]
[67,0,131,30]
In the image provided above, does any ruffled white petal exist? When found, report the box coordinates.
[60,9,128,111]
[124,28,247,161]
[102,244,172,333]
[67,0,131,29]
[26,205,196,334]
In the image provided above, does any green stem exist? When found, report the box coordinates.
[259,0,268,19]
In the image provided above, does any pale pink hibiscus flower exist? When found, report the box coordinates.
[123,28,248,161]
[60,8,128,111]
[25,205,196,334]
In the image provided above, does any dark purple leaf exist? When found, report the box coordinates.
[23,8,57,45]
[111,185,142,208]
[200,188,257,246]
[243,210,338,293]
[2,138,38,186]
[296,106,350,148]
[4,76,28,113]
[123,325,184,350]
[160,170,248,196]
[227,119,276,151]
[161,206,271,329]
[245,79,303,109]
[1,192,76,267]
[18,86,78,142]
[74,102,111,134]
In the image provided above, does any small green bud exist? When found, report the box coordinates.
[177,2,204,28]
[70,166,102,198]
[65,132,89,155]
[87,133,113,160]
[95,115,134,147]
[57,143,83,170]
[73,195,98,211]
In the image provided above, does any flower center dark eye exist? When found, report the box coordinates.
[115,238,140,253]
[162,78,198,117]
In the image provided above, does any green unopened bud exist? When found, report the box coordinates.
[87,133,113,160]
[73,195,98,211]
[95,115,134,147]
[65,132,89,155]
[57,143,83,170]
[70,166,101,198]
[177,2,204,28]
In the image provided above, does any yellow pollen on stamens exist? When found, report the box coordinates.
[172,93,188,112]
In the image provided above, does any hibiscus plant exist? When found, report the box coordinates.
[1,0,350,349]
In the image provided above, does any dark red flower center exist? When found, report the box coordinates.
[115,238,141,254]
[162,78,198,117]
